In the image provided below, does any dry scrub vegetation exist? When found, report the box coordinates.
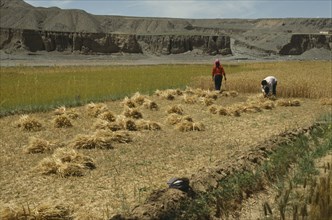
[0,61,331,219]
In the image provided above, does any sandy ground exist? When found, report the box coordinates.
[1,48,330,67]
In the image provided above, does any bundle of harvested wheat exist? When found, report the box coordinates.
[319,98,332,105]
[0,203,72,220]
[227,108,241,117]
[136,119,162,131]
[31,204,73,219]
[98,110,116,122]
[155,89,182,100]
[201,90,219,100]
[66,110,79,119]
[209,105,219,114]
[37,148,95,176]
[54,106,79,119]
[57,163,85,177]
[246,94,265,103]
[290,99,301,106]
[175,89,184,96]
[166,113,183,125]
[176,121,205,132]
[176,120,193,132]
[70,133,113,149]
[184,86,195,95]
[221,90,239,97]
[200,97,214,106]
[16,114,43,131]
[116,116,137,131]
[57,149,96,170]
[131,92,147,105]
[53,115,73,128]
[94,130,132,144]
[229,90,239,97]
[23,137,55,154]
[95,115,125,131]
[54,149,75,163]
[276,99,291,106]
[122,107,143,119]
[123,119,137,131]
[54,106,66,115]
[242,104,262,113]
[37,158,58,175]
[162,93,175,100]
[108,131,132,143]
[166,89,183,96]
[93,119,110,130]
[230,104,244,113]
[276,99,301,107]
[218,107,229,116]
[192,88,204,96]
[259,100,275,110]
[221,91,239,97]
[154,89,162,96]
[108,122,123,131]
[182,115,194,122]
[86,102,108,117]
[165,113,193,126]
[143,99,159,111]
[121,97,136,108]
[221,91,231,97]
[167,105,184,115]
[183,94,198,104]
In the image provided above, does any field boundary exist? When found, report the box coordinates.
[110,118,332,219]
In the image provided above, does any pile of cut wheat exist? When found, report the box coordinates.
[16,115,42,131]
[36,148,95,177]
[23,137,56,154]
[1,203,72,220]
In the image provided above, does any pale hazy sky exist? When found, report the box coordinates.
[24,0,331,19]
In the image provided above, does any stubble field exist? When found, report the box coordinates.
[0,61,331,219]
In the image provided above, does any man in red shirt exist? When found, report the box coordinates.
[212,59,227,91]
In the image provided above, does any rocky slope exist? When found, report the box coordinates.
[0,29,232,55]
[0,0,331,58]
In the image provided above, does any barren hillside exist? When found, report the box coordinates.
[0,0,331,60]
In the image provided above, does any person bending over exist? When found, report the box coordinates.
[261,76,277,98]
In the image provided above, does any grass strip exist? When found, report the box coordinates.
[178,114,332,219]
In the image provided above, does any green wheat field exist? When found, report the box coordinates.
[1,61,331,116]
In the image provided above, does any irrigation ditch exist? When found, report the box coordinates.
[110,114,332,220]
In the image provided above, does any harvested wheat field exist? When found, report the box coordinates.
[0,88,331,219]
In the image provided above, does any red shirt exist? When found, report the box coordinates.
[212,65,226,78]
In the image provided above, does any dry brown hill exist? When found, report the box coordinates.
[1,0,330,34]
[0,0,331,60]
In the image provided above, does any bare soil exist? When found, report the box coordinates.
[1,47,330,68]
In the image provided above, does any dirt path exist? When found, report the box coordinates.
[1,50,326,67]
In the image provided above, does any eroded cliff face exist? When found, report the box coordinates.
[279,34,332,55]
[136,35,231,55]
[0,28,232,55]
[1,28,330,56]
[0,29,141,54]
